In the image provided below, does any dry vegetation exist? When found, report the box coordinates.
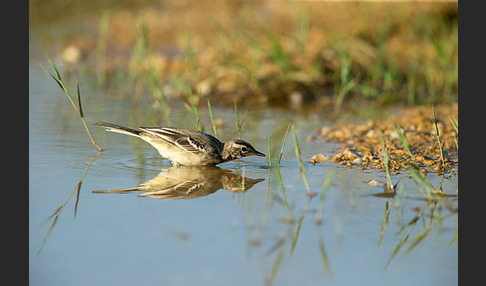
[32,0,458,109]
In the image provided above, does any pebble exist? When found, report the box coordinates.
[310,154,331,163]
[365,179,382,187]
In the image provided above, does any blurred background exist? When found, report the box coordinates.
[30,0,458,112]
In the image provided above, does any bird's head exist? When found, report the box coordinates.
[223,140,265,161]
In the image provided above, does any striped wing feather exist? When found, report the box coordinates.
[141,127,207,154]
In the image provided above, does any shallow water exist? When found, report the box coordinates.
[29,46,457,286]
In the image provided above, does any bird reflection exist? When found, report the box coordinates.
[93,166,265,200]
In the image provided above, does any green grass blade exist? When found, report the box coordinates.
[449,116,458,133]
[407,164,434,199]
[39,43,102,151]
[277,122,291,167]
[267,136,272,167]
[234,100,241,139]
[380,135,394,191]
[76,81,83,117]
[391,119,416,165]
[186,84,201,131]
[432,106,445,167]
[207,100,218,137]
[41,39,62,81]
[292,124,311,196]
[37,62,70,97]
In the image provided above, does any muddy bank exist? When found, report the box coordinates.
[309,104,458,175]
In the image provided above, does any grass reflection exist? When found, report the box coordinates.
[316,224,332,277]
[37,151,101,255]
[373,175,458,269]
[243,158,456,283]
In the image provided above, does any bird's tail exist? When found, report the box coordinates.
[92,187,139,194]
[94,122,141,138]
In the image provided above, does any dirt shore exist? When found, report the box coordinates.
[309,104,458,175]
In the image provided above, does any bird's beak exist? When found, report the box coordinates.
[253,150,266,157]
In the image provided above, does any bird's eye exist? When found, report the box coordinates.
[241,146,248,152]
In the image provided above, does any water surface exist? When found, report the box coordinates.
[29,44,457,286]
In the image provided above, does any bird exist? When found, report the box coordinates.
[94,122,265,166]
[92,166,265,200]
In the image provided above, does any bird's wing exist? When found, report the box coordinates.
[139,180,213,200]
[140,127,206,154]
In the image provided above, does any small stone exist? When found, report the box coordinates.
[365,179,382,187]
[332,154,343,162]
[310,154,331,163]
[342,148,360,159]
